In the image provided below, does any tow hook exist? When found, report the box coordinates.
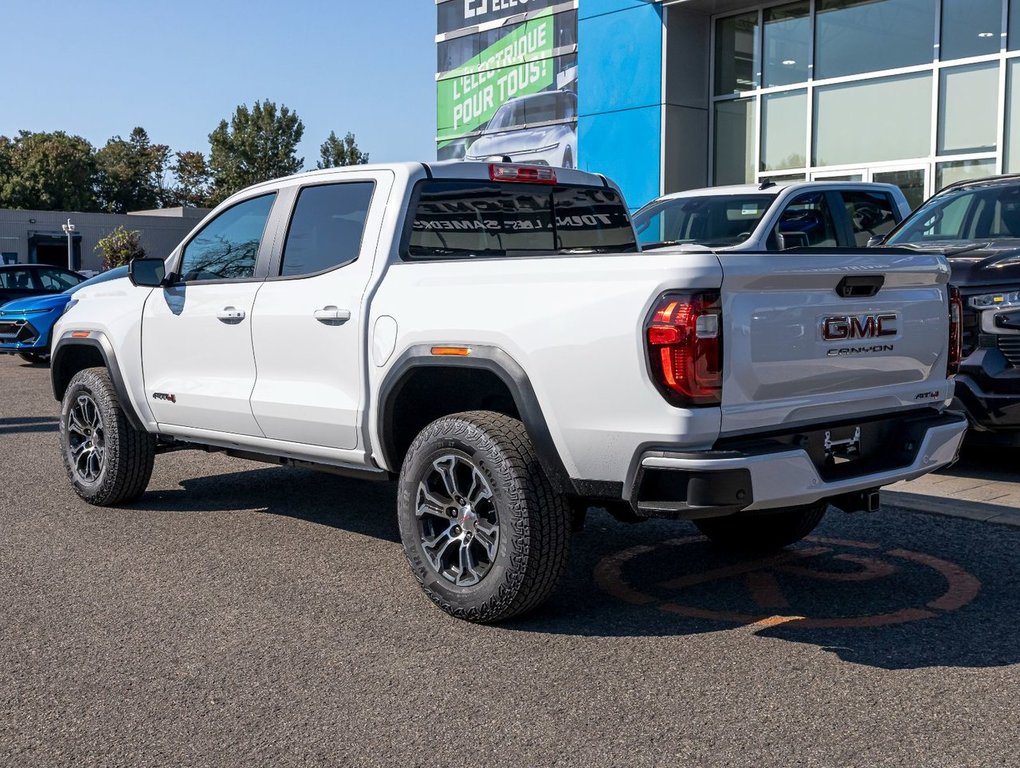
[829,488,881,514]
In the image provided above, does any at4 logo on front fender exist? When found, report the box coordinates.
[152,392,177,403]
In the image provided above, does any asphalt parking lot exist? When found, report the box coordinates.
[2,354,1019,767]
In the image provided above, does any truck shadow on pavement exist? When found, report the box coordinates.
[131,465,402,543]
[130,466,1018,672]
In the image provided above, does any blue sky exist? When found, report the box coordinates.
[1,1,438,164]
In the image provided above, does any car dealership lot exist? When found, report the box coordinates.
[2,355,1018,768]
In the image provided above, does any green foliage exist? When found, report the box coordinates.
[0,130,97,211]
[95,127,171,213]
[317,130,369,169]
[169,150,214,208]
[94,225,145,270]
[208,100,304,203]
[0,105,366,213]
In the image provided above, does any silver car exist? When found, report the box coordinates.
[465,91,577,168]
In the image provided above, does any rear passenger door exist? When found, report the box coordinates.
[249,172,392,450]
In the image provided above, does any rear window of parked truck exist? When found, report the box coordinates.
[405,180,638,259]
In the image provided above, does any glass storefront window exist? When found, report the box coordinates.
[937,159,997,191]
[761,91,807,172]
[1006,59,1020,171]
[763,2,810,88]
[939,63,999,155]
[714,99,755,184]
[941,0,1002,61]
[715,12,759,95]
[814,73,932,166]
[873,169,927,209]
[815,0,936,80]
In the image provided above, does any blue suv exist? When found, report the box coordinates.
[0,266,128,364]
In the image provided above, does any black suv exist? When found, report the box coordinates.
[879,176,1020,445]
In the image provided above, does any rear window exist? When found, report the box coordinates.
[405,180,637,260]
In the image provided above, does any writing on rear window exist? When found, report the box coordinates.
[406,180,637,259]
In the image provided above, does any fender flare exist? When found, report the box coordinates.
[376,344,571,493]
[50,331,146,431]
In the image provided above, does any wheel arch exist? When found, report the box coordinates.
[50,331,145,431]
[376,345,570,492]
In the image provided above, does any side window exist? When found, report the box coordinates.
[279,182,374,277]
[179,193,276,282]
[774,192,839,249]
[842,191,899,246]
[0,269,33,290]
[37,269,82,291]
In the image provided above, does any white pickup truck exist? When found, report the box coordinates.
[633,181,912,252]
[50,162,967,623]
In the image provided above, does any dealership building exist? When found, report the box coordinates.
[437,0,1020,209]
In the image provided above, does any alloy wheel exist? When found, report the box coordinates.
[67,393,106,483]
[415,453,500,587]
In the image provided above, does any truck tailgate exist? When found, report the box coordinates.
[718,251,953,435]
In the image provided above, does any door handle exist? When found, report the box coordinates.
[217,306,246,323]
[314,306,352,325]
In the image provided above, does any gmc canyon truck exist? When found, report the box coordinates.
[50,162,967,623]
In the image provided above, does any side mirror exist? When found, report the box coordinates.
[128,258,166,287]
[867,235,886,247]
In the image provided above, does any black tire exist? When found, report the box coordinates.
[59,367,155,506]
[397,411,571,623]
[18,351,49,365]
[693,502,827,553]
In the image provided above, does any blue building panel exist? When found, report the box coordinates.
[577,0,664,208]
[579,0,656,21]
[579,105,661,209]
[578,1,662,115]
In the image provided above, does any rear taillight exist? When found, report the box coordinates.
[646,292,722,406]
[948,285,963,376]
[489,163,557,184]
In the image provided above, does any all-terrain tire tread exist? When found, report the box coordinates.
[399,410,571,624]
[60,367,155,506]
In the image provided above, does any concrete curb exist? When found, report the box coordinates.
[882,490,1020,528]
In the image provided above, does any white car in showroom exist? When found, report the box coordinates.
[465,90,577,168]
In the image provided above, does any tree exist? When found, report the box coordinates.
[0,130,97,211]
[169,150,214,208]
[317,131,369,169]
[95,127,170,213]
[208,100,304,203]
[94,225,145,270]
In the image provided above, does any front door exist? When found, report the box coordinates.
[249,174,390,450]
[142,193,277,436]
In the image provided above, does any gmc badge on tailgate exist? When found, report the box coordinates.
[821,314,897,341]
[821,313,898,357]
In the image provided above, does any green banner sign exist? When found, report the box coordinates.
[437,11,556,141]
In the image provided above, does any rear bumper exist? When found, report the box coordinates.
[628,410,967,518]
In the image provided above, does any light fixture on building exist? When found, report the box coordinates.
[978,32,995,38]
[782,59,797,66]
[61,218,76,271]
